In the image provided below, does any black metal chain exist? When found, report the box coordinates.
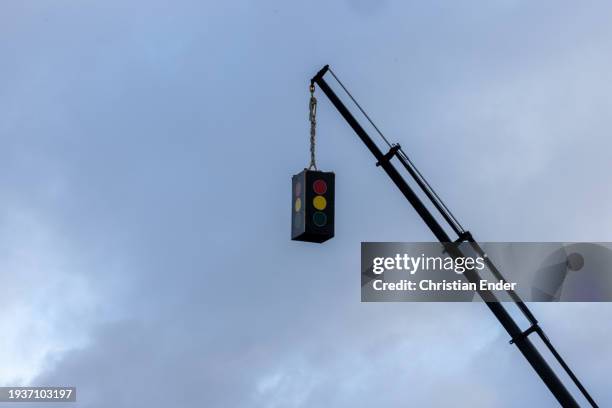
[308,84,318,170]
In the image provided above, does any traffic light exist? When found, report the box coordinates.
[291,169,335,243]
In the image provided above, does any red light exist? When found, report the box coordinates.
[313,180,327,194]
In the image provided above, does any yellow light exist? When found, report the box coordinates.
[295,197,302,212]
[313,195,327,210]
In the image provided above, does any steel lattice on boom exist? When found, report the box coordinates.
[306,64,598,407]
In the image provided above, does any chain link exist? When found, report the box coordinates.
[308,84,318,170]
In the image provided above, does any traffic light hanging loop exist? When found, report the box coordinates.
[308,84,318,170]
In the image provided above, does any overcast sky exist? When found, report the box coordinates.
[1,0,611,407]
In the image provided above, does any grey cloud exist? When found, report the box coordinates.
[1,0,611,407]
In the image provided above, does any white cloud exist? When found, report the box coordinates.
[0,207,96,384]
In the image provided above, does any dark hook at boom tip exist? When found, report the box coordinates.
[310,65,330,86]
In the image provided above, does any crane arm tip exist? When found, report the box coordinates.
[311,65,330,85]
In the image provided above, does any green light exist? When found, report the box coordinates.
[313,211,327,227]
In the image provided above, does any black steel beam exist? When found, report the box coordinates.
[312,67,580,407]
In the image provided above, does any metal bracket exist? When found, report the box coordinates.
[454,231,473,243]
[441,231,473,256]
[376,144,401,167]
[509,324,540,344]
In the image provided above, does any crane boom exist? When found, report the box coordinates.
[310,64,598,407]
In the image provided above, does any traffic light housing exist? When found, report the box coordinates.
[291,170,335,243]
